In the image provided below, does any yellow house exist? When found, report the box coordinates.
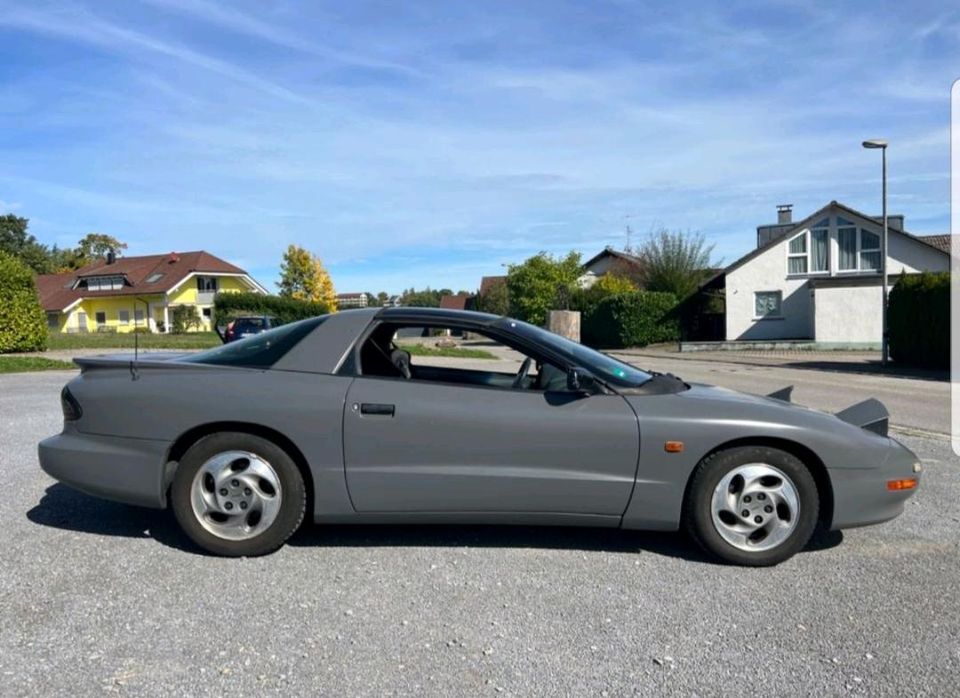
[36,251,267,333]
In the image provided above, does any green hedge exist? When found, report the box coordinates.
[582,291,679,349]
[888,272,948,369]
[213,292,334,326]
[0,251,47,353]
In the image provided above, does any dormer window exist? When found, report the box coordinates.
[81,275,126,291]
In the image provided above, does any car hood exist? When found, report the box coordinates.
[626,381,887,437]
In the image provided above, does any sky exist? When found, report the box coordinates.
[0,1,957,294]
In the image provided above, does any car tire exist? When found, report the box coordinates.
[684,446,819,566]
[170,432,306,557]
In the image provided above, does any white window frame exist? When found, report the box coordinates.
[786,232,808,276]
[858,228,882,271]
[754,290,783,320]
[786,227,831,276]
[837,224,883,273]
[808,225,830,274]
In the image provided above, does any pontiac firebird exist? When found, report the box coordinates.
[38,307,922,566]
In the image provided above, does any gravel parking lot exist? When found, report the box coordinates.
[1,371,958,696]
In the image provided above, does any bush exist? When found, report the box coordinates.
[888,272,948,369]
[0,251,47,352]
[571,274,638,318]
[171,305,202,334]
[213,292,333,327]
[581,291,679,349]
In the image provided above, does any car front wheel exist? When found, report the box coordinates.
[171,432,306,557]
[684,446,819,566]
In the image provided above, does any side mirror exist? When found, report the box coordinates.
[567,367,597,394]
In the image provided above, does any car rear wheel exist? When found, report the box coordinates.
[171,432,306,557]
[684,446,819,566]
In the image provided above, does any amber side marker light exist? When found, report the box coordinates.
[887,478,918,491]
[664,441,684,453]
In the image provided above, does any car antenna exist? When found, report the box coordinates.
[131,297,149,381]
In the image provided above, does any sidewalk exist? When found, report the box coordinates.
[612,345,948,382]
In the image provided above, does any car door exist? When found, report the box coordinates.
[342,376,640,515]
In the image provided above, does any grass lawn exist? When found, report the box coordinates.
[47,332,221,351]
[0,356,76,373]
[399,343,497,359]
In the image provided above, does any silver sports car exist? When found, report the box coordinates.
[39,307,922,566]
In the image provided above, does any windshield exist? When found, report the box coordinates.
[182,316,325,368]
[496,318,653,388]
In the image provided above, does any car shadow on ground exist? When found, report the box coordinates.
[27,484,197,553]
[28,483,843,562]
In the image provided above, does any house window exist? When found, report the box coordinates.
[838,217,882,272]
[787,234,807,274]
[810,228,829,272]
[755,291,782,318]
[46,312,59,329]
[119,310,130,325]
[202,308,212,318]
[197,276,219,292]
[84,275,126,291]
[95,311,107,326]
[787,218,829,275]
[860,230,881,271]
[134,309,145,324]
[146,273,164,284]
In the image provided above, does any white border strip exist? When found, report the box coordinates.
[952,79,960,456]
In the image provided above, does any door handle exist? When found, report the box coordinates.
[360,403,395,416]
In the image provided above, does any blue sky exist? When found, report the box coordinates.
[0,1,956,294]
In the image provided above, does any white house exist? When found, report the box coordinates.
[707,201,949,348]
[578,248,644,288]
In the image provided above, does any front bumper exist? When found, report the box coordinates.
[829,438,922,530]
[38,429,171,509]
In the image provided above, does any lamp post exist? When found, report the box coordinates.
[863,139,889,365]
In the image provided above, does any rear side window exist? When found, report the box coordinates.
[235,318,267,331]
[182,317,325,368]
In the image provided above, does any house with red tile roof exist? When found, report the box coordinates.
[36,250,267,333]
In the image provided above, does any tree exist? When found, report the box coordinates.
[376,291,389,306]
[76,233,127,260]
[476,279,509,316]
[278,245,337,311]
[0,251,47,352]
[636,229,717,300]
[506,251,582,326]
[0,214,54,274]
[400,287,443,307]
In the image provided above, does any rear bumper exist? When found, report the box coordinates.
[38,430,170,509]
[829,438,921,530]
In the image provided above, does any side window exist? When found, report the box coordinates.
[357,323,567,391]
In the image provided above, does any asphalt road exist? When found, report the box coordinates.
[1,371,958,696]
[614,351,950,437]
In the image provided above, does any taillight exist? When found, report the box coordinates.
[61,386,82,421]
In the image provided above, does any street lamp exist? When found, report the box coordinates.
[863,139,889,366]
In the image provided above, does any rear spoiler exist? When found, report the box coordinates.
[768,386,889,436]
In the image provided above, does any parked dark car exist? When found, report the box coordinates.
[221,315,277,343]
[38,307,921,565]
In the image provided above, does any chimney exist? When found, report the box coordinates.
[106,249,116,265]
[777,204,793,225]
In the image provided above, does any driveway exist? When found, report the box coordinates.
[1,371,958,696]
